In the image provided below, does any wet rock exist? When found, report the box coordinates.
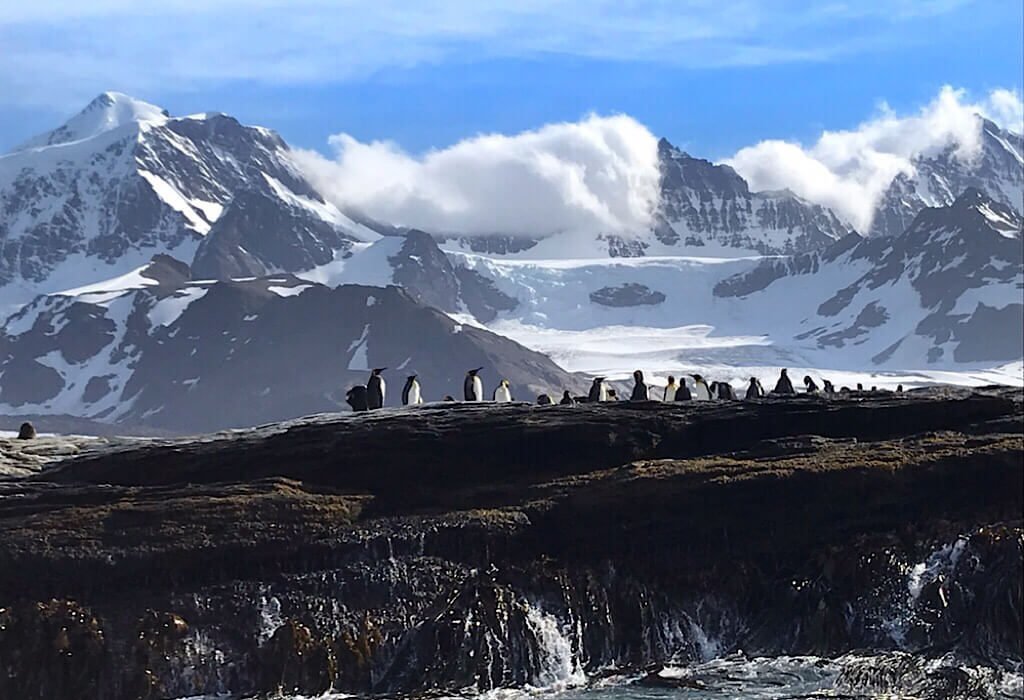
[259,620,336,696]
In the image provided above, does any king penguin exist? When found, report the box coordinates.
[674,378,692,401]
[464,368,484,401]
[346,385,369,412]
[493,379,513,402]
[630,370,649,401]
[367,368,386,409]
[745,377,764,400]
[402,375,423,405]
[691,374,713,401]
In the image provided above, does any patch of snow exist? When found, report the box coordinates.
[347,325,371,371]
[267,285,311,297]
[147,287,209,328]
[138,170,211,234]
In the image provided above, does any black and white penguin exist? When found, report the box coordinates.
[674,379,692,401]
[773,369,796,395]
[691,374,712,401]
[715,382,736,400]
[402,375,423,405]
[630,370,649,401]
[822,379,835,395]
[493,379,513,402]
[803,375,820,394]
[366,368,387,409]
[536,393,553,405]
[662,376,678,402]
[346,385,369,412]
[559,390,576,405]
[588,377,609,402]
[745,377,764,400]
[896,384,904,393]
[606,388,619,401]
[856,383,864,392]
[464,368,484,401]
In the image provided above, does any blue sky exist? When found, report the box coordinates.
[0,0,1021,158]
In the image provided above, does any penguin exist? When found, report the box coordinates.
[822,379,836,395]
[856,383,864,392]
[663,375,678,402]
[16,421,36,440]
[536,393,553,405]
[896,384,904,393]
[402,375,423,406]
[773,369,796,395]
[345,385,369,412]
[493,379,513,402]
[606,388,619,401]
[366,368,387,409]
[559,390,576,405]
[804,375,820,394]
[715,382,736,400]
[630,370,649,401]
[745,377,764,400]
[464,368,484,401]
[588,377,608,403]
[691,374,713,401]
[674,379,692,401]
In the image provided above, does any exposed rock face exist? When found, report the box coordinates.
[655,139,855,255]
[0,388,1019,698]
[869,117,1023,237]
[0,262,574,432]
[714,190,1023,364]
[590,283,667,307]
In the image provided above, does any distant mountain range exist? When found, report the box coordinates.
[1,93,1020,431]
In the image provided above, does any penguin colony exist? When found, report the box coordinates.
[344,367,897,412]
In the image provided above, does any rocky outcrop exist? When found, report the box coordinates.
[0,388,1019,699]
[590,283,667,307]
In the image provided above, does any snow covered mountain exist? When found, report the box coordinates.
[650,138,855,255]
[0,92,376,310]
[437,138,856,258]
[714,188,1022,366]
[869,117,1023,237]
[0,256,580,432]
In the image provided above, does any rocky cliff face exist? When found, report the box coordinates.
[652,139,855,255]
[713,189,1023,365]
[0,388,1019,699]
[869,117,1023,238]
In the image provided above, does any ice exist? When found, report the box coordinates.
[267,285,311,297]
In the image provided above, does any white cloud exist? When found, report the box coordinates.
[726,86,1024,232]
[295,114,660,237]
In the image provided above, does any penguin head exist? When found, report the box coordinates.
[372,367,386,375]
[467,367,482,376]
[563,390,571,398]
[749,377,758,384]
[780,368,789,376]
[667,375,675,384]
[406,374,417,382]
[633,369,644,382]
[691,374,703,382]
[592,376,605,385]
[501,379,510,387]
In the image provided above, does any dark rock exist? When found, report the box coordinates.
[590,283,666,307]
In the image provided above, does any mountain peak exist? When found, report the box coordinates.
[14,92,169,151]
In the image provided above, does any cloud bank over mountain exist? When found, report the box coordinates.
[295,114,661,237]
[726,86,1023,231]
[297,86,1022,238]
